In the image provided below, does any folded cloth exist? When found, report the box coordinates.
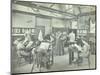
[39,42,50,50]
[26,41,33,49]
[16,42,25,50]
[38,30,43,41]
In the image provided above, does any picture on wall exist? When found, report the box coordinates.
[11,0,96,74]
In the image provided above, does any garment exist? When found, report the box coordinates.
[16,41,25,50]
[69,32,75,42]
[16,41,26,57]
[26,41,33,49]
[36,42,50,64]
[69,44,82,62]
[74,44,82,52]
[60,35,66,55]
[82,40,90,50]
[16,40,33,57]
[39,42,50,50]
[80,40,90,57]
[68,44,78,64]
[55,33,63,56]
[50,35,54,42]
[38,30,43,41]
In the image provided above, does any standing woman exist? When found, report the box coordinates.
[68,31,76,63]
[55,31,63,56]
[60,32,67,55]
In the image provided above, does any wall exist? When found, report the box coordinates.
[12,13,35,28]
[12,12,52,35]
[37,17,51,35]
[52,18,65,28]
[90,15,96,33]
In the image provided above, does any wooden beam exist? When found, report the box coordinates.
[78,7,82,14]
[14,1,76,17]
[49,4,55,8]
[12,9,73,20]
[78,11,96,17]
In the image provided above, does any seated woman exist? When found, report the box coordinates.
[23,31,34,51]
[68,41,81,63]
[72,42,82,63]
[73,39,90,63]
[14,38,26,57]
[35,34,51,69]
[68,36,84,63]
[79,40,90,58]
[14,31,34,63]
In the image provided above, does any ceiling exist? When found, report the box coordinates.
[12,0,96,20]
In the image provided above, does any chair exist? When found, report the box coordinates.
[16,48,33,66]
[77,49,91,68]
[31,46,54,72]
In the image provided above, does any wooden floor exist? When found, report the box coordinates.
[11,47,96,73]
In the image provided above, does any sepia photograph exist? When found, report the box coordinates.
[11,0,96,74]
